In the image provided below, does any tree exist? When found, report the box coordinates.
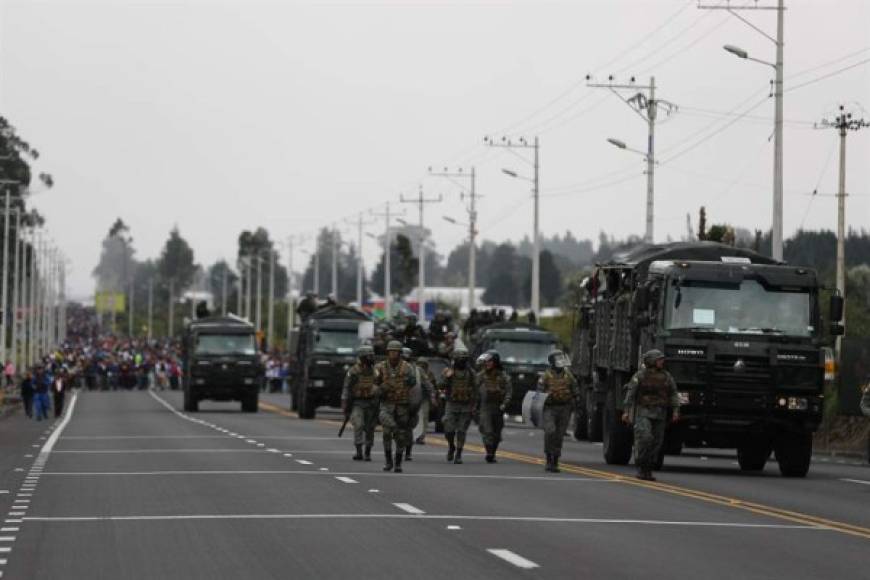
[538,250,563,307]
[208,260,239,313]
[301,227,363,303]
[92,218,135,294]
[237,227,289,302]
[369,233,418,298]
[483,243,527,307]
[157,226,197,291]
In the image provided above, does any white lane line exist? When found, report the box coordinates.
[19,514,827,530]
[487,549,540,570]
[63,436,246,440]
[393,503,425,515]
[0,529,17,533]
[52,449,264,454]
[447,525,461,530]
[295,460,313,465]
[267,449,280,453]
[841,478,870,486]
[0,492,5,495]
[319,468,329,472]
[0,548,10,553]
[34,470,610,482]
[40,391,79,456]
[0,538,14,542]
[245,440,257,444]
[368,489,380,493]
[283,454,293,458]
[3,521,20,525]
[8,514,25,518]
[335,477,358,484]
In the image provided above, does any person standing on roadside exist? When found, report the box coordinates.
[4,360,15,387]
[33,366,51,421]
[52,369,67,418]
[20,371,34,418]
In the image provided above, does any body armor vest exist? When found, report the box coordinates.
[352,366,375,399]
[544,370,573,403]
[637,370,670,407]
[481,370,506,404]
[447,370,473,403]
[380,361,410,403]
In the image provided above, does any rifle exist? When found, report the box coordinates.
[338,412,350,438]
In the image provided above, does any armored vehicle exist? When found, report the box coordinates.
[182,315,263,412]
[571,242,843,477]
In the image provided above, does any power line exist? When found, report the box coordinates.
[785,58,870,94]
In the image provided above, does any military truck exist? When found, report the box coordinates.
[571,242,843,477]
[290,305,370,419]
[469,322,560,415]
[182,315,263,413]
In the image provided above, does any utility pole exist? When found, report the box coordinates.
[587,76,677,243]
[286,236,295,348]
[245,256,253,322]
[128,274,135,338]
[429,166,479,312]
[168,278,175,338]
[486,136,542,315]
[221,262,228,316]
[10,208,20,371]
[0,187,10,363]
[267,248,275,351]
[147,279,153,342]
[346,213,376,308]
[371,202,403,321]
[331,224,339,300]
[28,230,38,366]
[701,0,785,260]
[817,105,868,360]
[255,253,263,332]
[401,185,442,321]
[313,242,320,297]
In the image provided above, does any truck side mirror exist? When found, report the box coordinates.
[829,294,844,323]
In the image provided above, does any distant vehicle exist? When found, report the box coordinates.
[181,315,263,413]
[290,305,370,419]
[570,241,842,477]
[469,322,559,415]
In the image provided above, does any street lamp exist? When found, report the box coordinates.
[722,37,783,261]
[501,166,540,316]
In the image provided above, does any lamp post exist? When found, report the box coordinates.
[501,160,540,315]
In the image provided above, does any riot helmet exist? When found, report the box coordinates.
[548,349,570,370]
[358,344,375,366]
[642,349,666,368]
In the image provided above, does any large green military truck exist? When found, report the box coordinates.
[290,305,371,419]
[182,315,263,412]
[469,322,560,415]
[571,242,843,477]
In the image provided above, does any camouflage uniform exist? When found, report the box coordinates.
[440,364,478,464]
[623,350,680,480]
[538,367,581,472]
[477,367,512,463]
[341,360,378,461]
[374,352,416,473]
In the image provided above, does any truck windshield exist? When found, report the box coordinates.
[195,334,257,356]
[314,329,360,354]
[492,340,555,365]
[667,279,812,337]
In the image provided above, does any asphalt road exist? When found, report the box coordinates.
[0,390,868,579]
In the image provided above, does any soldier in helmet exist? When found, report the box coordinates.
[341,344,378,462]
[622,349,680,481]
[476,350,512,463]
[373,340,416,473]
[537,350,581,473]
[438,346,478,464]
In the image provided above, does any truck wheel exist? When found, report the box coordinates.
[587,392,603,442]
[775,432,812,478]
[737,441,771,471]
[603,391,633,465]
[573,405,588,441]
[183,390,198,413]
[241,394,259,413]
[298,387,317,420]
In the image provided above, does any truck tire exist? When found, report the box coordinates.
[737,441,771,471]
[775,432,812,478]
[241,393,259,413]
[298,386,317,420]
[587,392,603,442]
[603,390,633,465]
[183,390,198,413]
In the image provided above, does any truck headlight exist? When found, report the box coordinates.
[787,397,808,411]
[312,380,325,387]
[678,392,690,405]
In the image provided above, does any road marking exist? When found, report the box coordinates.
[40,392,79,456]
[2,522,20,525]
[267,449,280,453]
[0,548,9,553]
[841,478,870,486]
[245,440,257,444]
[52,449,265,454]
[20,514,827,530]
[0,530,17,534]
[283,453,293,457]
[393,503,425,515]
[0,538,14,542]
[335,477,358,484]
[447,525,461,530]
[295,460,313,465]
[487,549,539,569]
[368,489,379,493]
[8,514,25,518]
[420,436,870,541]
[256,443,265,447]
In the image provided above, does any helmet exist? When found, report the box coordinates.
[358,344,374,358]
[484,350,501,366]
[548,350,569,369]
[417,357,429,369]
[452,346,469,359]
[386,340,403,352]
[643,349,666,367]
[401,347,412,361]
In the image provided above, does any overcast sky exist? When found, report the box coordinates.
[1,0,868,299]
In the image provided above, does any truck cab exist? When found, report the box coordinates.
[182,316,263,413]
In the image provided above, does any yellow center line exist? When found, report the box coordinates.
[258,402,870,541]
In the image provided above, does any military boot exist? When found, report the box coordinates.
[552,454,561,473]
[393,450,404,473]
[484,445,495,464]
[383,443,394,472]
[352,445,363,461]
[545,454,554,472]
[446,433,456,462]
[453,447,463,464]
[405,444,413,461]
[364,445,372,462]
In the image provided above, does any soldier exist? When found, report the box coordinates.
[439,346,478,464]
[622,349,680,481]
[476,350,512,463]
[374,340,416,473]
[537,350,581,472]
[341,345,378,462]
